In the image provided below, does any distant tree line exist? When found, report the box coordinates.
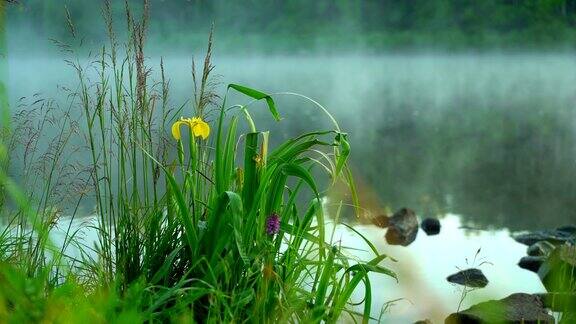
[7,0,576,50]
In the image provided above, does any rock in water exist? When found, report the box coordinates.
[538,245,576,292]
[385,208,418,246]
[518,256,545,273]
[414,320,433,324]
[445,293,554,324]
[526,241,555,257]
[421,218,441,235]
[512,229,574,246]
[557,225,576,235]
[446,268,488,288]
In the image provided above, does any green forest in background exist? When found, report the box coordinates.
[7,0,576,52]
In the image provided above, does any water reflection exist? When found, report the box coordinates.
[360,98,576,231]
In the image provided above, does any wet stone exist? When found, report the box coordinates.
[445,293,554,324]
[421,218,441,236]
[557,225,576,235]
[384,208,419,246]
[512,229,574,246]
[526,241,555,257]
[518,256,545,273]
[446,268,488,288]
[414,320,433,324]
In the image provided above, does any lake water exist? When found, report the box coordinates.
[7,53,576,321]
[334,216,545,322]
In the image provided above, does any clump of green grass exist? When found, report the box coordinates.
[0,0,396,322]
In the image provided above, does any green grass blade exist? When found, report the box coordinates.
[242,132,260,213]
[228,84,280,121]
[281,162,319,198]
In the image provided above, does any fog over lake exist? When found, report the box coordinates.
[8,52,576,231]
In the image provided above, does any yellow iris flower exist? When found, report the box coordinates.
[171,117,210,140]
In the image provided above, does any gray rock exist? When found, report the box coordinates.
[512,229,574,246]
[384,208,418,246]
[421,218,441,236]
[446,268,488,288]
[526,241,556,257]
[518,256,546,273]
[538,245,576,293]
[445,293,555,324]
[557,225,576,235]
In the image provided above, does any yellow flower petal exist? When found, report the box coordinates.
[171,119,188,140]
[191,119,210,139]
[171,117,210,141]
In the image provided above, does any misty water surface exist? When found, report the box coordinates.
[8,53,576,231]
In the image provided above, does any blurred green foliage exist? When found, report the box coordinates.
[7,0,576,52]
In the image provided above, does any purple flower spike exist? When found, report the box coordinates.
[265,213,280,236]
